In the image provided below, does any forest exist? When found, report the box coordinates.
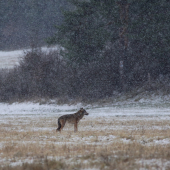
[0,0,170,102]
[0,0,70,50]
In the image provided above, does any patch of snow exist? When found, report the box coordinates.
[0,102,83,115]
[0,101,170,119]
[137,159,170,170]
[153,138,170,145]
[0,49,23,68]
[0,46,60,69]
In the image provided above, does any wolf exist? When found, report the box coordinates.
[56,108,89,132]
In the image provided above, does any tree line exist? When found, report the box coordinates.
[0,0,170,102]
[48,0,170,92]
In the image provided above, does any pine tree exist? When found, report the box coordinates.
[48,0,115,64]
[130,0,170,75]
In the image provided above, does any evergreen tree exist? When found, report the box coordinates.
[48,0,117,64]
[130,0,170,75]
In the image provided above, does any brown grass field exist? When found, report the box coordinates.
[0,113,170,170]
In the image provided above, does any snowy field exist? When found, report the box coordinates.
[0,46,59,69]
[0,101,170,169]
[0,48,170,169]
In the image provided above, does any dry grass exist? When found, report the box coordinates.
[0,115,170,170]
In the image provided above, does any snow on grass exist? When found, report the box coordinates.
[0,102,83,115]
[0,101,170,169]
[137,159,170,170]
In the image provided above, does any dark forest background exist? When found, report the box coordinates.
[0,0,170,102]
[0,0,70,50]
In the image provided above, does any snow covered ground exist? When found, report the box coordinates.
[0,101,170,169]
[0,46,59,69]
[0,100,170,122]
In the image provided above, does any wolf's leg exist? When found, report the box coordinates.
[56,119,62,132]
[56,119,65,133]
[60,119,66,131]
[74,121,78,132]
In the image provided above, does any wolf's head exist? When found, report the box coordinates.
[80,108,89,115]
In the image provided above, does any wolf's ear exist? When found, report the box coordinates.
[80,108,83,111]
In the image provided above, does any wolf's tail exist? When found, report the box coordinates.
[56,119,61,132]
